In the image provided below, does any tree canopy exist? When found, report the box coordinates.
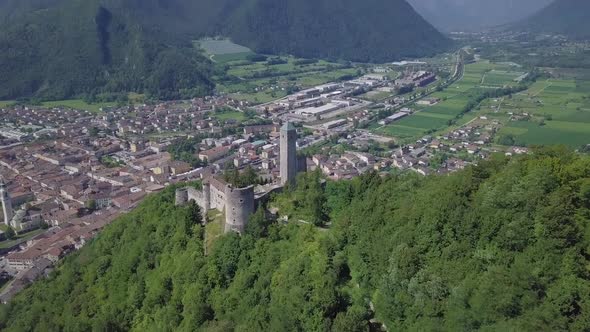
[2,147,589,331]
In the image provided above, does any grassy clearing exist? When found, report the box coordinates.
[230,91,287,104]
[127,93,145,104]
[0,100,15,108]
[41,99,116,113]
[214,52,255,63]
[359,90,392,102]
[213,110,247,121]
[205,210,224,255]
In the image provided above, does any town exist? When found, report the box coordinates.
[0,53,544,302]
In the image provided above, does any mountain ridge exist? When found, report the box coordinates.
[515,0,590,39]
[407,0,552,32]
[0,0,451,101]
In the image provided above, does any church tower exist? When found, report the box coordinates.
[280,121,297,185]
[0,176,14,226]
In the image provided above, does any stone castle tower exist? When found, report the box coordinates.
[175,179,255,234]
[0,176,14,226]
[224,185,255,234]
[280,121,297,185]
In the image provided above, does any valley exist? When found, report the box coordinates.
[0,0,589,331]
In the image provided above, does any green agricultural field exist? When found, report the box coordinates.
[294,68,358,87]
[372,59,528,142]
[41,99,116,113]
[230,91,287,104]
[197,39,251,55]
[0,100,15,108]
[217,54,358,104]
[395,113,450,131]
[495,78,590,147]
[375,124,425,140]
[498,120,590,147]
[482,70,524,87]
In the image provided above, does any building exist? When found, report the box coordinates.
[198,146,231,162]
[175,177,255,235]
[0,176,14,226]
[280,122,297,185]
[378,111,410,125]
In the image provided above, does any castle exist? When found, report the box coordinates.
[175,122,299,234]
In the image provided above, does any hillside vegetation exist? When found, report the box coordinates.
[0,0,214,101]
[0,0,449,101]
[1,147,589,331]
[516,0,590,39]
[407,0,552,31]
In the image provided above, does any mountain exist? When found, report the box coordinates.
[219,0,450,63]
[2,147,590,331]
[0,0,215,101]
[0,0,450,101]
[408,0,553,32]
[516,0,590,39]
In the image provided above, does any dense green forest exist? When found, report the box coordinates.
[0,0,450,101]
[220,0,450,63]
[0,0,214,101]
[2,147,589,331]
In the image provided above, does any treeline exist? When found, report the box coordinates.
[3,148,589,331]
[167,137,207,168]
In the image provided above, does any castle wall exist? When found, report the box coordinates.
[175,186,211,220]
[224,185,255,234]
[210,184,226,212]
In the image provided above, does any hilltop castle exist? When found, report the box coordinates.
[175,122,300,234]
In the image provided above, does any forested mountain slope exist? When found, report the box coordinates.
[220,0,450,63]
[0,0,214,101]
[2,147,589,331]
[516,0,590,39]
[0,0,449,101]
[407,0,552,32]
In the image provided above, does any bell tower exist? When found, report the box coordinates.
[0,176,14,226]
[280,121,297,185]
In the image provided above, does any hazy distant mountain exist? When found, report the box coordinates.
[517,0,590,39]
[0,0,450,101]
[408,0,553,31]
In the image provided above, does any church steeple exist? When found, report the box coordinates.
[0,176,14,226]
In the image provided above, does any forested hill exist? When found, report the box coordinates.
[407,0,552,32]
[0,0,215,101]
[219,0,450,63]
[0,0,450,101]
[2,147,590,331]
[515,0,590,39]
